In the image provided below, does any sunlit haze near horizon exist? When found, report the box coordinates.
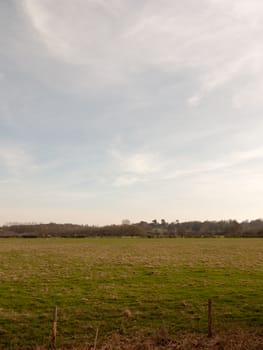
[1,0,263,225]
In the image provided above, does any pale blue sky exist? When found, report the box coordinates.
[1,0,263,225]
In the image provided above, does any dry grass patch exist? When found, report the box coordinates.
[33,331,263,350]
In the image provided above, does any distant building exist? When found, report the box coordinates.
[122,219,130,225]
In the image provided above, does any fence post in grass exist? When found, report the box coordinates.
[208,299,212,338]
[52,306,58,349]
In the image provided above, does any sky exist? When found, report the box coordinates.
[1,0,263,225]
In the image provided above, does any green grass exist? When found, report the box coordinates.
[0,238,262,348]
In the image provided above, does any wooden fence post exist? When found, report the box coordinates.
[208,299,212,338]
[52,306,58,348]
[93,327,99,350]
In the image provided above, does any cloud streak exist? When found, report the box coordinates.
[21,1,263,93]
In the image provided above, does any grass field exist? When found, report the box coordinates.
[0,238,262,349]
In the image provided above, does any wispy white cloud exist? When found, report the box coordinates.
[110,148,163,186]
[189,51,263,106]
[0,145,38,177]
[163,146,263,180]
[113,175,143,187]
[110,144,263,187]
[211,0,263,25]
[111,149,162,175]
[21,0,263,110]
[233,78,263,109]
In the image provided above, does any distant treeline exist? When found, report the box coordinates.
[1,219,263,238]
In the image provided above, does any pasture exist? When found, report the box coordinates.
[0,238,262,348]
